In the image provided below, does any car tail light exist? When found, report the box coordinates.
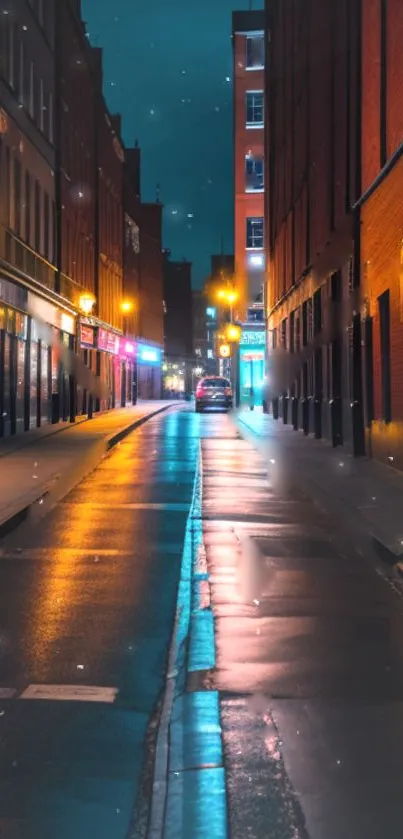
[225,387,232,396]
[196,386,204,397]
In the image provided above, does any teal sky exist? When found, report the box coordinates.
[82,0,263,286]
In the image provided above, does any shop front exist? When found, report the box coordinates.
[78,321,136,413]
[137,341,162,400]
[239,327,266,407]
[162,360,186,399]
[0,277,76,438]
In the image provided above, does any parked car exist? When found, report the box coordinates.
[195,377,233,413]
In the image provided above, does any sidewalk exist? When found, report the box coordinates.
[0,401,174,538]
[235,409,403,568]
[199,419,403,839]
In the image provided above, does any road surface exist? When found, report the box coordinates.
[2,406,403,839]
[0,408,200,839]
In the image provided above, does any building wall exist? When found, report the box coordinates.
[0,0,56,289]
[233,12,265,319]
[57,1,96,304]
[95,99,124,331]
[265,0,361,448]
[360,0,403,467]
[139,203,164,346]
[164,258,193,358]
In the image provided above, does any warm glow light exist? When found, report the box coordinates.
[216,287,239,306]
[79,293,96,315]
[226,324,242,343]
[120,299,135,314]
[219,343,231,358]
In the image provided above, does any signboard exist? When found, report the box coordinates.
[98,328,119,354]
[138,343,161,365]
[240,329,266,346]
[80,324,95,347]
[242,350,265,362]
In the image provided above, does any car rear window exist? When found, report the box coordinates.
[203,378,230,387]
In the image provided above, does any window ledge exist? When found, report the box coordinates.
[246,123,264,130]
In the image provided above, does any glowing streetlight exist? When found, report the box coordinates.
[226,323,242,343]
[120,299,135,314]
[78,293,96,316]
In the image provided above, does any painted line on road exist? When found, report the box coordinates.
[62,502,191,512]
[20,685,118,703]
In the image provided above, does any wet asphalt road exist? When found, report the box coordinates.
[0,408,203,839]
[3,406,403,839]
[202,422,403,839]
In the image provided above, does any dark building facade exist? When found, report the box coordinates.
[163,255,193,359]
[0,0,78,437]
[122,145,163,400]
[233,11,265,321]
[265,0,363,452]
[359,0,403,467]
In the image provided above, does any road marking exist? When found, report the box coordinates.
[0,688,16,699]
[20,685,118,703]
[63,502,190,511]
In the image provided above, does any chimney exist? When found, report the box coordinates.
[125,146,141,198]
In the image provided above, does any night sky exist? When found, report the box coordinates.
[82,0,263,287]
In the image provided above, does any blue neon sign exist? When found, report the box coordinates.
[138,344,161,365]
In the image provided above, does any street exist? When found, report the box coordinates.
[2,407,403,838]
[0,408,199,839]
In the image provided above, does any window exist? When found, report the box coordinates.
[44,192,50,259]
[246,217,264,249]
[246,91,263,126]
[245,155,264,191]
[13,157,21,236]
[34,179,41,253]
[246,34,264,69]
[378,290,391,423]
[25,171,31,245]
[29,62,35,118]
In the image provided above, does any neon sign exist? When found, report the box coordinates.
[241,330,266,346]
[138,344,161,365]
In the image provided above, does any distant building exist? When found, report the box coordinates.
[123,146,163,400]
[210,254,235,280]
[163,255,193,359]
[232,10,265,321]
[192,289,218,374]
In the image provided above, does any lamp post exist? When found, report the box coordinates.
[78,293,96,419]
[120,299,136,406]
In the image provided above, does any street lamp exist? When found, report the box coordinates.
[120,299,135,315]
[77,293,97,420]
[79,293,96,316]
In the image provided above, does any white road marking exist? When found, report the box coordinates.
[20,685,118,703]
[0,688,16,699]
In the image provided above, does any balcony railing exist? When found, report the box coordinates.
[0,225,57,293]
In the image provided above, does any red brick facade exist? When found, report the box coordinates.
[265,0,362,449]
[56,0,97,302]
[360,0,403,466]
[233,11,265,318]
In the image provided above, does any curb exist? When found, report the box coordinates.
[147,446,202,839]
[0,404,173,543]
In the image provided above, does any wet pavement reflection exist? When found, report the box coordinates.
[202,427,403,839]
[0,409,201,839]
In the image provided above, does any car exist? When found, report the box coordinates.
[195,376,233,413]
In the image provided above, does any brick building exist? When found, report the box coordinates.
[233,11,265,321]
[359,0,403,467]
[265,0,364,452]
[123,146,163,400]
[0,0,77,437]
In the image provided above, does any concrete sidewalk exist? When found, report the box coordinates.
[0,401,175,538]
[235,409,403,568]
